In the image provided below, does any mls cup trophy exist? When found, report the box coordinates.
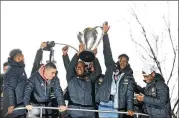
[77,21,108,62]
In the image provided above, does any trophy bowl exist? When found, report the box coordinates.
[77,25,105,62]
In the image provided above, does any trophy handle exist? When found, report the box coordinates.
[92,26,104,49]
[55,43,78,52]
[77,32,84,44]
[93,21,108,49]
[94,31,104,49]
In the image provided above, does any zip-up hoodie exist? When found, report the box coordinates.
[23,65,65,106]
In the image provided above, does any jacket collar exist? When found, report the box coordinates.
[38,65,48,81]
[8,57,25,67]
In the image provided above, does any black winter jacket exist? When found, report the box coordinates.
[97,34,135,111]
[3,58,27,107]
[137,73,172,118]
[23,70,65,106]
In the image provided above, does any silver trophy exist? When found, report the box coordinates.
[77,21,108,62]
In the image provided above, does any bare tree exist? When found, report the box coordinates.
[128,2,178,118]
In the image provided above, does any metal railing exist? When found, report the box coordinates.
[5,106,149,118]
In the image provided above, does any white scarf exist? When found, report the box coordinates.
[110,72,125,108]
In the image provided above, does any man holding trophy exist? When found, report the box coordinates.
[65,24,103,118]
[66,45,101,118]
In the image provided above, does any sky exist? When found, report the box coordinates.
[1,1,178,109]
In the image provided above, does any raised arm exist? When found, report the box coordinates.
[62,46,70,71]
[66,53,78,82]
[31,42,47,75]
[89,49,102,82]
[102,24,115,69]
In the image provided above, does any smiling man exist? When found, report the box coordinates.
[66,44,102,118]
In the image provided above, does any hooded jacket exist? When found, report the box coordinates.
[2,58,27,117]
[3,58,27,107]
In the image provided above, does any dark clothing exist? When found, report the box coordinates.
[3,58,27,117]
[66,54,101,118]
[0,74,4,96]
[62,54,70,71]
[136,73,172,118]
[94,74,104,103]
[62,54,101,118]
[29,48,64,118]
[31,49,43,75]
[0,74,4,117]
[23,71,65,106]
[97,34,135,112]
[0,74,4,112]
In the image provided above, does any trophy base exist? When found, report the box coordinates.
[79,49,95,62]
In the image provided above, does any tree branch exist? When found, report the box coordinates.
[130,7,163,76]
[172,98,179,112]
[170,77,178,99]
[163,16,177,85]
[129,29,153,59]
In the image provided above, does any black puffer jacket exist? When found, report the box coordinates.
[66,54,101,117]
[141,73,172,118]
[3,58,27,117]
[23,67,65,106]
[97,34,135,111]
[0,74,4,96]
[3,58,27,106]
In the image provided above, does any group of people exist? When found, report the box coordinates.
[0,23,172,118]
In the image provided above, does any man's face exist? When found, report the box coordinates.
[3,66,9,73]
[76,62,85,76]
[44,68,57,80]
[143,72,155,83]
[119,56,128,70]
[14,54,24,63]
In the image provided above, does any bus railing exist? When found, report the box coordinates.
[5,106,149,118]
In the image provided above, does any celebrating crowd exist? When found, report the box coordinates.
[0,23,172,118]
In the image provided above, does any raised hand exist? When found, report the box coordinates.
[40,42,47,49]
[102,22,110,33]
[62,45,69,56]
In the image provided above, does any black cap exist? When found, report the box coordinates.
[9,49,22,59]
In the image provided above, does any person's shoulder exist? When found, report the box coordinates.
[155,80,168,89]
[5,66,15,74]
[29,71,40,80]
